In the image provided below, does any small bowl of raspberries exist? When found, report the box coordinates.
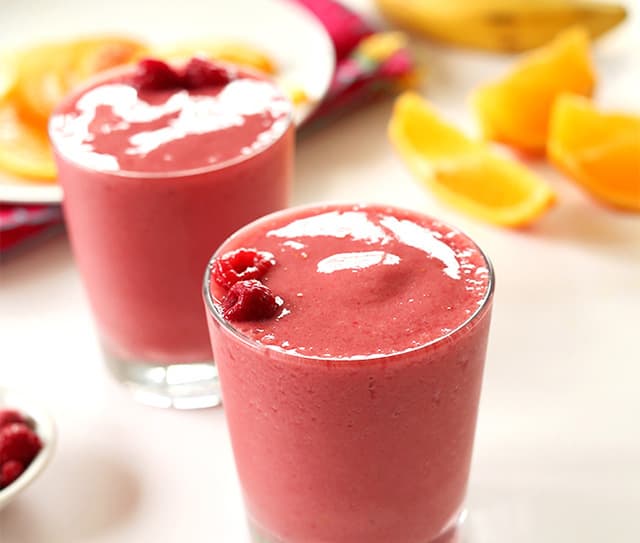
[0,387,56,510]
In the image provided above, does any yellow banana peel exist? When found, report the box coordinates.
[375,0,627,52]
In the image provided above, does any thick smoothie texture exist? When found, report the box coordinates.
[205,204,494,543]
[50,61,293,363]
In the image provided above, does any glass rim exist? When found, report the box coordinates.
[202,202,496,364]
[47,61,295,180]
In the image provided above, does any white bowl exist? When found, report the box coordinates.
[0,0,335,204]
[0,387,56,510]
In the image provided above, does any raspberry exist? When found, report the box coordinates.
[222,279,280,321]
[0,423,42,465]
[213,249,276,289]
[0,460,24,489]
[182,57,231,89]
[132,58,182,91]
[0,409,25,429]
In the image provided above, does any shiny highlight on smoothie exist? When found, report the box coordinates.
[210,204,491,359]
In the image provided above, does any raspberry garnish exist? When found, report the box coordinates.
[182,57,231,89]
[0,423,42,465]
[0,409,25,429]
[222,279,281,322]
[213,249,276,289]
[0,460,24,489]
[131,58,182,91]
[132,57,231,91]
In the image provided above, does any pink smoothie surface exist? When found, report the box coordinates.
[206,204,493,542]
[50,63,292,174]
[51,61,293,363]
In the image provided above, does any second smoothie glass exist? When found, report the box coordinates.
[50,62,294,408]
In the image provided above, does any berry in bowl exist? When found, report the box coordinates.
[0,388,56,510]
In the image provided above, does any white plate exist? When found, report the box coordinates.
[0,0,335,204]
[0,387,57,511]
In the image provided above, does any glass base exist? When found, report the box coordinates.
[248,509,466,543]
[104,348,221,409]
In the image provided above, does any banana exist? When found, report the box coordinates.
[375,0,627,52]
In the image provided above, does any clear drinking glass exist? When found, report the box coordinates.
[50,63,294,409]
[203,204,495,542]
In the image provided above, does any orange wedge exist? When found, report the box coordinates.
[549,94,640,211]
[13,41,76,126]
[0,101,56,180]
[389,92,556,227]
[0,51,20,101]
[150,41,276,74]
[72,36,147,81]
[281,84,310,106]
[14,36,145,127]
[472,27,595,154]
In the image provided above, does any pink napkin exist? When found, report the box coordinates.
[0,0,415,257]
[0,204,63,257]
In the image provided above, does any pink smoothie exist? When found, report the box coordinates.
[204,204,494,543]
[50,61,293,364]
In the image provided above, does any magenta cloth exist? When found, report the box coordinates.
[0,0,414,256]
[0,204,64,256]
[293,0,374,60]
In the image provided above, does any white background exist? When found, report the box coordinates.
[1,1,639,542]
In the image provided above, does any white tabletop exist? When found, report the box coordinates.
[1,2,639,542]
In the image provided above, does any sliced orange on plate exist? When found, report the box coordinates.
[0,36,145,181]
[0,36,284,183]
[548,94,640,211]
[389,92,556,227]
[150,40,277,74]
[13,36,146,128]
[72,36,147,81]
[472,27,595,155]
[0,51,19,101]
[0,101,56,180]
[13,41,79,127]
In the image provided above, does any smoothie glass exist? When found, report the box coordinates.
[203,203,494,542]
[49,59,294,408]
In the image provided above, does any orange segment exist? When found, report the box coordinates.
[150,41,276,74]
[71,37,147,82]
[14,36,146,127]
[389,92,556,227]
[281,84,310,106]
[472,27,595,154]
[0,101,56,180]
[357,32,408,63]
[548,94,640,211]
[0,50,20,101]
[13,41,73,126]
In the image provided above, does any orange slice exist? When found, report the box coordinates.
[150,41,276,74]
[71,36,147,81]
[472,27,595,154]
[14,36,146,127]
[0,101,56,180]
[389,92,556,227]
[548,94,640,211]
[357,32,408,63]
[0,50,20,101]
[281,84,309,106]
